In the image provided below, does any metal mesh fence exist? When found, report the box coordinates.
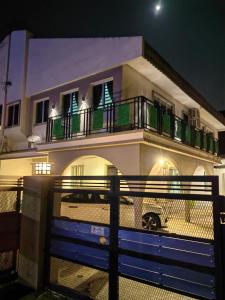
[0,186,21,276]
[54,191,110,225]
[0,191,18,213]
[0,251,14,272]
[119,196,213,239]
[119,277,194,300]
[48,176,218,300]
[50,257,108,299]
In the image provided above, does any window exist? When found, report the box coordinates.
[183,112,189,123]
[34,162,51,175]
[62,91,79,115]
[152,91,173,112]
[93,81,113,109]
[0,105,2,126]
[7,103,20,127]
[107,165,118,175]
[35,99,49,124]
[71,164,84,186]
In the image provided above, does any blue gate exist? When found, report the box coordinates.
[46,176,224,300]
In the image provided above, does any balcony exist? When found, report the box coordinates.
[46,96,219,156]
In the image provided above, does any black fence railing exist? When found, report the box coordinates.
[46,96,219,156]
[45,175,224,300]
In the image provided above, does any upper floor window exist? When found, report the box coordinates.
[7,102,20,127]
[0,105,2,126]
[62,91,79,115]
[35,99,49,124]
[93,80,113,109]
[152,91,173,112]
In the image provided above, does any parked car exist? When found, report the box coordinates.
[61,193,167,230]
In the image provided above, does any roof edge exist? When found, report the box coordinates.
[143,40,225,127]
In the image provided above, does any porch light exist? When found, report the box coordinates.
[49,105,57,118]
[159,158,165,166]
[34,162,51,175]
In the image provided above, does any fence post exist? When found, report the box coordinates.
[18,176,54,291]
[212,177,224,300]
[109,176,120,300]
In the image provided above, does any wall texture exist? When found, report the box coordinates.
[26,36,143,96]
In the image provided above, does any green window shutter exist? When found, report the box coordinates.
[195,130,201,148]
[162,112,171,136]
[201,133,207,150]
[116,103,130,127]
[149,105,158,129]
[71,114,80,133]
[174,119,182,140]
[52,118,64,139]
[182,123,191,144]
[186,125,191,144]
[93,109,104,130]
[207,134,214,153]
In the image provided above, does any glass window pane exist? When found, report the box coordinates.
[14,104,19,125]
[7,105,14,126]
[36,102,43,124]
[0,105,2,126]
[43,100,49,122]
[93,84,103,109]
[63,94,71,115]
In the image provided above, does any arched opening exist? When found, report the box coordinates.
[188,165,212,233]
[149,158,179,176]
[193,165,206,176]
[60,155,132,226]
[62,155,123,176]
[145,158,181,232]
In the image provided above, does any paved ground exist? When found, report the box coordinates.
[0,282,33,300]
[51,257,194,300]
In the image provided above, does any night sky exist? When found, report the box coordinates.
[1,0,224,111]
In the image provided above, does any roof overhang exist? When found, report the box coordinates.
[135,41,225,130]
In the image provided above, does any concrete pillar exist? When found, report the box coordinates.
[18,176,53,290]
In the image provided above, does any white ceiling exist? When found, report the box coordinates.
[128,57,225,131]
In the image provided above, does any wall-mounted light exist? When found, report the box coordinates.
[49,104,57,118]
[33,162,52,175]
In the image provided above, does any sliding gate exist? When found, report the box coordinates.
[46,176,224,299]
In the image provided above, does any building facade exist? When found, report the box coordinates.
[0,31,224,184]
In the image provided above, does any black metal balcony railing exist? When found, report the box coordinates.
[46,96,219,156]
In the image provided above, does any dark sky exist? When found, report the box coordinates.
[1,0,225,111]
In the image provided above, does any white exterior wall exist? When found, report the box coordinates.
[63,156,115,176]
[6,31,29,103]
[122,65,195,119]
[0,158,32,176]
[0,36,9,104]
[214,160,225,196]
[26,37,143,96]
